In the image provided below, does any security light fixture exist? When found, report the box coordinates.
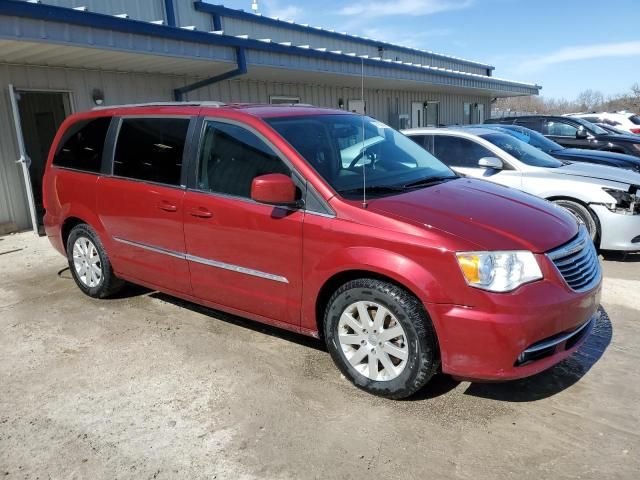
[92,89,104,106]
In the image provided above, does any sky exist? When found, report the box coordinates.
[211,0,640,99]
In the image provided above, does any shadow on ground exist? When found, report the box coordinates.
[69,271,611,403]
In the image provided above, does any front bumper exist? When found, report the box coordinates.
[426,276,601,381]
[591,204,640,251]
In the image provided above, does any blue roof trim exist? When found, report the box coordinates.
[194,1,496,71]
[0,1,539,93]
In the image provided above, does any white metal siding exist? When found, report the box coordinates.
[15,0,168,23]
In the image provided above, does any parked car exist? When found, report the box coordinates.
[403,127,640,251]
[485,115,640,157]
[566,112,640,135]
[44,103,601,399]
[480,123,640,172]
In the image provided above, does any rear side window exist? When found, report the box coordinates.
[514,117,543,132]
[197,121,290,198]
[53,117,111,173]
[113,117,189,186]
[630,115,640,125]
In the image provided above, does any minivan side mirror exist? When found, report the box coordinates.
[478,157,503,170]
[251,173,299,206]
[576,127,589,139]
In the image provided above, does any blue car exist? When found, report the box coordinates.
[480,124,640,173]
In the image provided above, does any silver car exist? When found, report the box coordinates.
[403,127,640,251]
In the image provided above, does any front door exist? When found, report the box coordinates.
[8,86,71,234]
[96,116,192,294]
[183,119,303,326]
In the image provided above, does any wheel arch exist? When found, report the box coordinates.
[314,269,425,340]
[308,247,450,340]
[545,195,602,245]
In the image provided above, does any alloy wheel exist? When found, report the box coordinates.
[337,301,409,381]
[72,236,102,288]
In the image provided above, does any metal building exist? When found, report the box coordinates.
[0,0,540,234]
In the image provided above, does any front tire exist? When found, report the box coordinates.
[553,199,599,242]
[324,278,439,399]
[66,224,124,298]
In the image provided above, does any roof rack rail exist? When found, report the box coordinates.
[92,101,226,110]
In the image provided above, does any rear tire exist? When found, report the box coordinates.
[324,278,439,399]
[553,199,599,242]
[66,224,124,298]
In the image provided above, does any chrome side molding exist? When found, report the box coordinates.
[113,236,289,284]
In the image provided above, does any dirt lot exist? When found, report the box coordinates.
[0,232,638,479]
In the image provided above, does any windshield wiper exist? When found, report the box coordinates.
[402,175,457,189]
[338,185,407,195]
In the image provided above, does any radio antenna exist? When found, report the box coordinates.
[360,57,367,209]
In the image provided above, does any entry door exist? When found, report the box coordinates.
[411,102,424,128]
[8,85,38,234]
[183,120,303,326]
[8,86,71,234]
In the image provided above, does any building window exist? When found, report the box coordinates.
[269,96,300,105]
[53,117,111,173]
[113,117,189,186]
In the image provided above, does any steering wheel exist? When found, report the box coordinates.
[348,150,373,170]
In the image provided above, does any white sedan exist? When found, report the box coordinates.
[403,127,640,251]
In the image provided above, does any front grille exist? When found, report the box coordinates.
[546,227,601,292]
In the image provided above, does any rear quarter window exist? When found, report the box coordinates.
[53,117,111,173]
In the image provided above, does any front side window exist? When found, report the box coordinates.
[197,121,290,198]
[545,120,578,137]
[267,114,455,198]
[113,117,189,186]
[480,133,563,168]
[53,117,111,173]
[433,136,494,168]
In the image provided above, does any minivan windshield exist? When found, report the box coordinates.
[480,133,564,168]
[267,114,457,198]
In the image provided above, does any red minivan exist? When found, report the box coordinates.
[43,103,602,398]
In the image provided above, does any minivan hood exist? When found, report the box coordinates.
[366,178,578,253]
[554,161,640,185]
[557,148,640,167]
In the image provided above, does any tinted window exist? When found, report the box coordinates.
[267,115,455,197]
[480,133,563,168]
[630,115,640,125]
[113,118,189,186]
[53,117,111,172]
[545,120,578,137]
[433,136,494,168]
[198,121,290,198]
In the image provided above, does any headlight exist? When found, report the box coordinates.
[456,251,543,292]
[603,187,638,215]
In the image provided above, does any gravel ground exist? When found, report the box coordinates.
[0,232,638,480]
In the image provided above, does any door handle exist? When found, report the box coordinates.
[158,201,178,212]
[189,207,213,218]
